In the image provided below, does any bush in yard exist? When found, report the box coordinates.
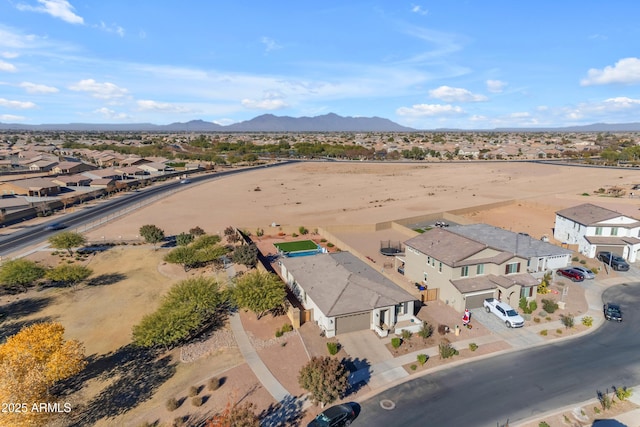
[539,422,550,427]
[401,329,413,340]
[410,364,417,371]
[208,377,220,391]
[560,314,574,328]
[418,321,434,339]
[191,396,203,407]
[614,386,633,401]
[438,339,458,359]
[469,343,478,351]
[582,316,594,327]
[189,385,199,397]
[417,354,428,366]
[556,329,563,334]
[275,329,283,338]
[298,226,309,235]
[298,356,349,407]
[166,397,180,411]
[391,337,402,349]
[597,390,613,410]
[327,342,340,355]
[540,329,548,336]
[281,323,293,333]
[542,299,559,314]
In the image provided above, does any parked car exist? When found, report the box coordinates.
[483,298,525,328]
[179,179,191,184]
[44,222,66,231]
[556,268,585,282]
[603,303,622,322]
[308,404,356,427]
[597,251,630,271]
[571,266,595,280]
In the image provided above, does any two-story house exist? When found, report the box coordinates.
[404,228,539,312]
[554,203,640,262]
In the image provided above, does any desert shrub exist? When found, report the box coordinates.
[529,300,537,313]
[560,314,575,328]
[615,386,633,401]
[417,354,428,366]
[191,396,203,407]
[275,329,284,338]
[579,259,586,264]
[572,256,579,262]
[418,321,434,339]
[546,316,552,321]
[291,233,298,237]
[326,243,334,248]
[542,299,558,314]
[410,364,417,371]
[401,329,413,340]
[298,226,309,235]
[327,342,340,355]
[540,329,548,336]
[320,239,327,243]
[593,406,600,414]
[539,422,550,427]
[556,328,563,334]
[598,390,613,410]
[438,339,458,359]
[533,317,541,323]
[281,323,294,333]
[188,385,199,397]
[582,316,593,327]
[469,343,478,352]
[165,397,180,411]
[391,337,402,349]
[208,377,220,391]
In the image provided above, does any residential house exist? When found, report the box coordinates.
[114,166,148,179]
[554,203,640,261]
[51,161,96,175]
[447,224,572,273]
[280,251,417,338]
[403,228,539,312]
[28,160,58,172]
[51,174,92,187]
[120,157,151,167]
[137,162,174,174]
[89,178,115,189]
[0,178,60,197]
[81,168,122,181]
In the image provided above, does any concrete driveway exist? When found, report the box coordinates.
[336,329,393,366]
[470,308,545,348]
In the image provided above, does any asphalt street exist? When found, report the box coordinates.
[356,282,640,427]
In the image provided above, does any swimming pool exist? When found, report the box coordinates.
[284,248,322,257]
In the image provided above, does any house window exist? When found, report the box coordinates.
[520,287,534,298]
[427,256,431,266]
[505,262,520,274]
[595,227,603,236]
[461,266,469,277]
[438,262,442,273]
[611,227,618,236]
[423,272,428,282]
[476,264,484,275]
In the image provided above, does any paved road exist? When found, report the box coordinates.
[356,282,640,427]
[0,161,296,257]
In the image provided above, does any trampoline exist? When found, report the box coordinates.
[380,240,403,256]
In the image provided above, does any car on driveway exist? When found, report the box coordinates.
[44,222,66,231]
[556,268,585,282]
[308,404,356,427]
[570,266,595,280]
[597,251,630,271]
[603,303,622,322]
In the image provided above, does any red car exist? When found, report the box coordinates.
[556,268,585,282]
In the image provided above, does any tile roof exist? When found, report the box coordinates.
[404,228,488,266]
[555,203,639,225]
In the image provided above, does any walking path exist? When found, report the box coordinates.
[229,271,640,425]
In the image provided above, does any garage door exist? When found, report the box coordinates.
[335,312,371,335]
[596,245,624,257]
[465,292,495,310]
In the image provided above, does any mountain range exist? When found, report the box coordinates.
[2,113,640,132]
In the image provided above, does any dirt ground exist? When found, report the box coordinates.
[5,161,640,426]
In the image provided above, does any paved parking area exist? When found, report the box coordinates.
[337,329,393,366]
[470,308,545,348]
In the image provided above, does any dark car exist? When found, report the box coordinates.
[44,222,66,231]
[597,251,630,271]
[556,268,585,282]
[603,303,622,322]
[308,404,356,427]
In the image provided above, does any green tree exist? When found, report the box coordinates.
[232,243,258,268]
[232,270,286,319]
[298,356,349,407]
[0,259,46,291]
[132,277,224,348]
[139,224,165,249]
[164,246,199,271]
[48,231,87,255]
[46,264,93,288]
[191,234,222,250]
[176,232,194,246]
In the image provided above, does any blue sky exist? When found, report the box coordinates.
[1,1,640,129]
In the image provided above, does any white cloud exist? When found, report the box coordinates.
[241,98,288,110]
[0,114,26,122]
[581,57,640,86]
[0,60,16,72]
[16,0,84,25]
[93,107,129,120]
[0,98,36,109]
[603,96,640,108]
[411,4,428,15]
[1,52,19,59]
[261,37,282,53]
[97,22,125,37]
[509,112,530,118]
[19,82,59,94]
[429,85,487,102]
[486,79,506,93]
[69,79,128,99]
[396,103,464,117]
[136,100,192,113]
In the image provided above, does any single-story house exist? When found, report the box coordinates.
[137,162,175,174]
[51,161,96,175]
[403,228,539,312]
[28,160,58,172]
[0,178,60,197]
[81,168,122,181]
[554,203,640,261]
[89,178,116,189]
[51,174,92,187]
[280,251,418,338]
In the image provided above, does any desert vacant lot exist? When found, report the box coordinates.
[4,161,640,426]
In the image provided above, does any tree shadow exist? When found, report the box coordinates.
[342,357,371,395]
[0,316,54,342]
[259,394,306,427]
[0,296,52,319]
[54,344,177,425]
[87,272,127,286]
